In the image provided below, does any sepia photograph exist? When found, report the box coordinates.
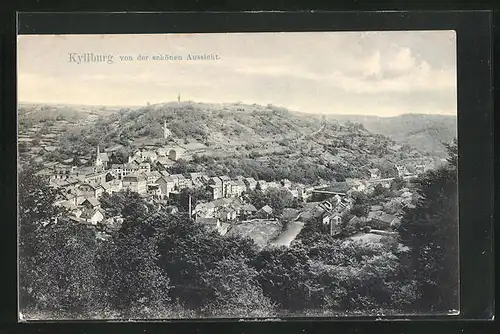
[17,31,459,320]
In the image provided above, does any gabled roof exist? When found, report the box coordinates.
[97,152,109,161]
[123,174,146,182]
[79,183,97,190]
[209,177,222,185]
[235,180,246,187]
[259,205,273,214]
[82,197,100,207]
[242,203,257,212]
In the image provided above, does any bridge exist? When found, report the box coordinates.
[310,190,347,196]
[365,174,418,184]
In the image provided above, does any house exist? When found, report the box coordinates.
[145,171,162,183]
[110,164,124,179]
[139,162,151,174]
[281,179,292,189]
[83,171,108,187]
[322,213,342,235]
[171,174,190,190]
[415,164,426,175]
[157,147,169,157]
[240,203,258,219]
[189,172,204,181]
[244,177,257,191]
[141,150,158,163]
[156,156,174,169]
[81,196,101,210]
[257,205,273,219]
[234,180,246,197]
[208,177,223,200]
[222,180,235,198]
[101,179,123,195]
[122,174,147,194]
[393,164,407,178]
[60,201,83,217]
[194,202,216,219]
[158,176,176,199]
[256,180,268,191]
[147,183,162,198]
[367,168,381,179]
[122,162,141,177]
[217,207,238,221]
[267,181,280,189]
[77,183,103,199]
[80,207,105,225]
[370,213,400,230]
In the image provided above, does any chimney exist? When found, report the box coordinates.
[188,194,192,220]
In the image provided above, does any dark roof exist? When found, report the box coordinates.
[82,197,100,207]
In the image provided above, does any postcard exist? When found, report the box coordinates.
[17,31,458,320]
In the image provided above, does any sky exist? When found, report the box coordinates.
[17,31,457,116]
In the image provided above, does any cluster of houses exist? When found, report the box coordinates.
[365,163,427,180]
[32,142,425,240]
[35,145,314,229]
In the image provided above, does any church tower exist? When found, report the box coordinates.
[177,93,181,103]
[95,145,102,166]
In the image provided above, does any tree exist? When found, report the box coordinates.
[18,165,67,310]
[169,187,212,213]
[397,138,458,312]
[97,222,172,318]
[100,190,154,223]
[24,224,102,317]
[443,138,458,169]
[350,191,369,217]
[390,177,407,191]
[201,257,276,317]
[252,246,323,311]
[19,165,101,317]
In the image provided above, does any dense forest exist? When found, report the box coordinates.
[18,140,458,319]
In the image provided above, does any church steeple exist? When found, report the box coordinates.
[95,144,101,166]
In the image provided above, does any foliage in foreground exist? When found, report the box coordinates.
[18,139,458,318]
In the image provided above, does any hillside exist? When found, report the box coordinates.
[326,114,457,158]
[18,101,442,185]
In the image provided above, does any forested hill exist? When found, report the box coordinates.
[19,101,446,184]
[325,114,457,158]
[100,101,324,146]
